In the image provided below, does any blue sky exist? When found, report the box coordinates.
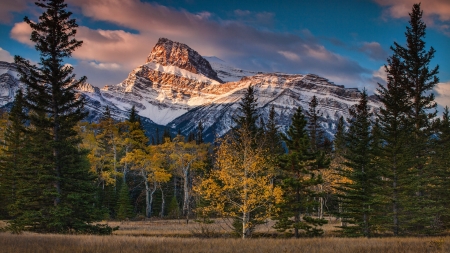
[1,0,450,107]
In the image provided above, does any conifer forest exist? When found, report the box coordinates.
[1,1,450,247]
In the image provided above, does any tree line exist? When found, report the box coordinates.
[0,1,448,238]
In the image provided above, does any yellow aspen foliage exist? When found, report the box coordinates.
[121,144,171,217]
[195,127,283,238]
[161,135,209,221]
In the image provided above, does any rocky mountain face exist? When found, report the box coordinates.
[147,38,223,83]
[0,38,380,141]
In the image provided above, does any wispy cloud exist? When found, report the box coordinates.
[435,82,450,108]
[0,47,14,62]
[10,0,371,89]
[0,0,32,24]
[374,0,450,36]
[358,42,388,61]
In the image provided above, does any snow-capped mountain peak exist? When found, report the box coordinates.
[146,38,223,83]
[0,38,381,141]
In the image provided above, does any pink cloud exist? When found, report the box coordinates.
[0,48,14,62]
[375,0,450,21]
[374,0,450,36]
[10,22,34,46]
[435,82,450,107]
[0,0,33,24]
[9,0,371,89]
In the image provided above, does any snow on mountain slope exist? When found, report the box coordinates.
[1,37,381,141]
[0,62,21,106]
[0,61,154,127]
[204,56,261,82]
[169,72,379,141]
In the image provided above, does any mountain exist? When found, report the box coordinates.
[0,38,380,141]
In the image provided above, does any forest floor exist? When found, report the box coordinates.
[0,219,449,253]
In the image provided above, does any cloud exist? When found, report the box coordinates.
[73,61,130,88]
[374,0,450,35]
[10,0,371,89]
[358,42,388,61]
[0,0,32,24]
[278,51,300,61]
[0,48,14,62]
[10,22,34,46]
[435,82,450,107]
[88,62,121,70]
[372,65,387,83]
[232,9,275,28]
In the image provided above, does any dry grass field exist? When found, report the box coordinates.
[0,219,449,253]
[106,217,341,237]
[0,233,449,253]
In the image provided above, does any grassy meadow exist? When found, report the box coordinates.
[1,219,450,253]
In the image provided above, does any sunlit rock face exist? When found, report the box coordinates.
[147,37,223,83]
[0,38,380,141]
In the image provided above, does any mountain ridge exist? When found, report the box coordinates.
[0,38,380,141]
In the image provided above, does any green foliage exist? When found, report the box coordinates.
[167,195,181,218]
[10,0,110,234]
[336,90,380,238]
[273,106,327,238]
[116,183,134,220]
[386,3,441,235]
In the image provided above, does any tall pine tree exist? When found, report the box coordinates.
[274,106,326,238]
[390,3,440,234]
[376,54,411,236]
[336,89,379,238]
[13,0,109,233]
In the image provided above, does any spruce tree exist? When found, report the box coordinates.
[274,107,326,237]
[376,54,411,236]
[306,96,330,220]
[116,183,134,220]
[431,107,450,230]
[196,121,204,145]
[391,3,440,234]
[336,89,379,237]
[265,105,284,156]
[233,85,259,137]
[13,0,110,233]
[0,90,28,219]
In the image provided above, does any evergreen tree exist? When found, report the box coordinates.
[431,107,450,230]
[13,0,110,233]
[376,54,411,236]
[306,96,330,220]
[116,183,134,220]
[274,107,327,238]
[0,90,27,219]
[336,89,379,238]
[331,116,349,227]
[162,128,172,143]
[196,121,204,145]
[265,105,284,156]
[391,3,440,234]
[233,85,259,137]
[128,105,140,124]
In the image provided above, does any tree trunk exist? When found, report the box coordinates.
[144,179,151,218]
[123,146,129,184]
[182,165,190,224]
[160,184,165,218]
[393,166,398,236]
[144,173,158,218]
[242,211,249,239]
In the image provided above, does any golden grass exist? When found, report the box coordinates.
[0,233,449,253]
[106,217,342,237]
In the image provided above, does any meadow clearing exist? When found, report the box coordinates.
[0,219,449,253]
